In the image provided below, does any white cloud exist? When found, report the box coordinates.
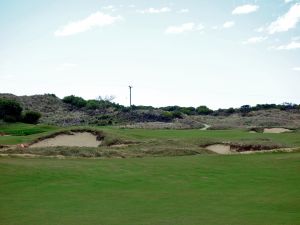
[285,0,295,3]
[243,36,268,44]
[267,3,300,34]
[165,22,196,34]
[101,5,117,11]
[232,4,259,15]
[292,36,300,41]
[223,21,235,28]
[255,26,265,32]
[272,41,300,50]
[177,9,189,14]
[54,12,122,37]
[56,63,77,71]
[137,7,171,14]
[0,74,14,80]
[197,24,205,31]
[292,67,300,71]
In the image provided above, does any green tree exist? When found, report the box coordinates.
[22,111,41,124]
[0,98,23,122]
[196,106,213,115]
[63,95,87,108]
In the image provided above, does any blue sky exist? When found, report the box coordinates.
[0,0,300,109]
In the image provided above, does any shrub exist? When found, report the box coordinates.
[3,115,18,122]
[172,111,183,119]
[196,106,213,115]
[63,95,87,108]
[162,111,174,120]
[180,107,196,115]
[22,111,41,124]
[0,98,22,121]
[160,106,181,112]
[225,107,235,114]
[45,93,57,98]
[86,100,100,110]
[239,105,251,114]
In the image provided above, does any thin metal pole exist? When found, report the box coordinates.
[129,86,132,107]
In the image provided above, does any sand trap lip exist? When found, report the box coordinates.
[205,144,232,154]
[30,132,101,148]
[263,128,292,134]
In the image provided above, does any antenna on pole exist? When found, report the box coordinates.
[129,85,132,107]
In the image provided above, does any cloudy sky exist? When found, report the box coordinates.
[0,0,300,109]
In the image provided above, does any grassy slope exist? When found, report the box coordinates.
[0,123,58,145]
[0,153,299,225]
[1,123,300,148]
[103,127,300,147]
[0,123,57,136]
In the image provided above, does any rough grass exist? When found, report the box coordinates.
[0,153,299,225]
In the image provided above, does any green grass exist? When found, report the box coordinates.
[0,153,299,225]
[0,123,57,136]
[0,123,58,145]
[1,123,300,149]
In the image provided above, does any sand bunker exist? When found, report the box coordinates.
[30,132,101,148]
[263,128,292,134]
[205,143,282,154]
[205,144,232,154]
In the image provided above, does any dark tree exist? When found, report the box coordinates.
[22,111,41,124]
[196,106,213,115]
[0,98,23,122]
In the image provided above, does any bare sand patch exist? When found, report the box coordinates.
[205,144,232,154]
[263,128,292,134]
[30,132,101,148]
[200,124,211,130]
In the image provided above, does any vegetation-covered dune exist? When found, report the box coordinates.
[1,93,300,129]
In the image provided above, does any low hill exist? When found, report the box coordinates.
[0,93,299,129]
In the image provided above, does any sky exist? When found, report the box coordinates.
[0,0,300,109]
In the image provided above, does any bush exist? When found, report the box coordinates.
[172,111,183,119]
[3,115,18,122]
[0,98,22,121]
[196,106,213,115]
[86,100,101,110]
[225,107,235,114]
[22,111,41,124]
[63,95,87,108]
[239,105,251,115]
[162,111,174,120]
[160,106,181,112]
[180,107,196,115]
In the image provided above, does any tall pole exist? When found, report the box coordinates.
[129,85,132,107]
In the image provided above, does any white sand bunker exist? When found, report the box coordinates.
[30,132,101,148]
[205,144,232,154]
[263,128,292,134]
